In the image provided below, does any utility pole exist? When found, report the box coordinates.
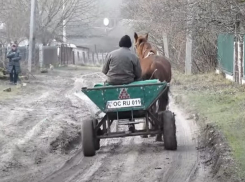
[185,0,193,74]
[185,36,192,74]
[162,32,169,58]
[235,13,242,84]
[63,0,66,43]
[28,0,36,72]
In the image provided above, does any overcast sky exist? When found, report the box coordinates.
[98,0,123,18]
[99,0,123,9]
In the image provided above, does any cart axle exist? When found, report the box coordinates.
[97,130,161,139]
[118,121,145,125]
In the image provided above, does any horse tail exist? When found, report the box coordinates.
[165,85,170,109]
[167,84,171,110]
[149,69,158,79]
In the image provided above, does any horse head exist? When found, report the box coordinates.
[134,32,156,59]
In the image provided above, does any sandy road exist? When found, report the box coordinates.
[0,67,214,182]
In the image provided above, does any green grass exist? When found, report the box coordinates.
[172,70,245,178]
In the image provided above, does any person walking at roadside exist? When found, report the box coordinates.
[7,44,22,85]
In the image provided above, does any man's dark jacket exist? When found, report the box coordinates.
[102,47,142,85]
[7,49,22,74]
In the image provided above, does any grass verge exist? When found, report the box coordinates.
[57,64,102,71]
[0,84,22,100]
[172,70,245,181]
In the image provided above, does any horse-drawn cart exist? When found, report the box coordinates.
[81,79,177,157]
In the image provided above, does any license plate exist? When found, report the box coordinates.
[106,98,142,109]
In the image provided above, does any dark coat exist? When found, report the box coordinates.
[102,47,142,85]
[7,49,22,74]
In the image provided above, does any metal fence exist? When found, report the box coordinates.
[73,47,107,66]
[217,34,234,75]
[244,36,245,78]
[43,46,58,67]
[60,44,74,65]
[217,33,244,84]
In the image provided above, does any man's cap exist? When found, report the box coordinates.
[119,35,132,48]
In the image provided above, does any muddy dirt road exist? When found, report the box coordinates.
[0,67,215,182]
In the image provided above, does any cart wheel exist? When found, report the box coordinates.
[82,118,96,156]
[163,111,177,150]
[93,119,100,151]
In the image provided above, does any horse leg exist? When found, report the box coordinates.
[141,121,148,138]
[155,95,164,142]
[155,88,169,142]
[150,101,158,137]
[141,110,149,138]
[149,119,155,137]
[141,103,156,138]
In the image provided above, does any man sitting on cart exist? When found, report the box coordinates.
[102,35,142,132]
[102,35,142,85]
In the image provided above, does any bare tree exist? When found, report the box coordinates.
[35,0,99,45]
[122,0,245,73]
[0,0,29,44]
[0,0,99,45]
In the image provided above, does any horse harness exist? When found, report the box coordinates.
[135,41,156,59]
[143,50,155,59]
[134,41,158,78]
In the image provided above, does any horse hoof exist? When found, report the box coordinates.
[155,135,163,142]
[141,135,148,138]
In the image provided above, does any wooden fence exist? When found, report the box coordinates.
[1,44,107,72]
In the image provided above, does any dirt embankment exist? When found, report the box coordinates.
[0,67,103,182]
[171,70,245,182]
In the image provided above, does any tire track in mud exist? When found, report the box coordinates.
[41,138,124,182]
[161,114,198,182]
[80,105,198,182]
[42,107,201,182]
[86,137,144,182]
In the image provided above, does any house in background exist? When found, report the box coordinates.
[66,19,135,53]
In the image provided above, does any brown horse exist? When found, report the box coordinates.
[134,32,172,141]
